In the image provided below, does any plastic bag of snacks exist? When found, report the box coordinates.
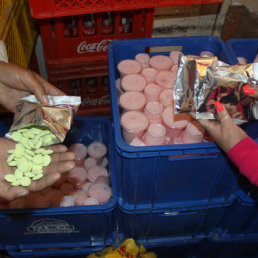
[87,238,157,258]
[4,95,81,188]
[174,55,258,124]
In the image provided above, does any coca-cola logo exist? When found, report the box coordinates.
[82,95,110,107]
[77,39,112,54]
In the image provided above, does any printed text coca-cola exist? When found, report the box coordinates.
[77,39,112,54]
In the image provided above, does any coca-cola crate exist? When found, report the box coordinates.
[48,66,111,117]
[40,9,154,66]
[28,0,224,19]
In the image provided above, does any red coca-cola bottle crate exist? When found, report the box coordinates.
[28,0,223,19]
[48,65,111,116]
[40,9,154,66]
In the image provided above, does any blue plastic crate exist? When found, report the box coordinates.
[215,189,258,240]
[141,238,258,258]
[118,206,224,245]
[108,36,240,211]
[203,237,258,258]
[0,117,117,251]
[144,240,201,258]
[226,38,258,64]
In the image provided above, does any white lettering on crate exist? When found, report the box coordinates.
[77,39,112,54]
[25,219,79,234]
[82,95,110,107]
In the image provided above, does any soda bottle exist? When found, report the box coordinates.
[86,77,98,93]
[70,16,78,37]
[50,19,56,38]
[119,12,132,34]
[69,79,81,95]
[101,12,113,35]
[83,13,96,36]
[102,76,109,92]
[63,17,70,38]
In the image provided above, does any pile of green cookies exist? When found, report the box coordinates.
[5,126,59,187]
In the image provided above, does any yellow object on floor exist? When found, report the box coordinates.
[87,238,157,258]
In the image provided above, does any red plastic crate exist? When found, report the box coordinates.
[40,9,154,65]
[28,0,224,19]
[48,65,111,116]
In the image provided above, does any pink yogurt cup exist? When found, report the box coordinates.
[169,51,183,65]
[117,59,142,77]
[135,53,150,69]
[143,123,166,146]
[150,55,173,71]
[144,101,163,124]
[144,83,161,102]
[141,68,158,83]
[120,111,149,144]
[155,71,176,89]
[162,107,188,139]
[68,143,87,166]
[159,89,173,108]
[121,73,146,92]
[88,142,107,164]
[119,91,146,112]
[181,121,204,144]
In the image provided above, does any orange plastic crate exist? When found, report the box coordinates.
[28,0,223,19]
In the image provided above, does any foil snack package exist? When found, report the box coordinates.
[6,95,81,142]
[174,55,258,124]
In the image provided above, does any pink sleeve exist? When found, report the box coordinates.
[228,137,258,186]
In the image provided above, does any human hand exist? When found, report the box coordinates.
[242,85,258,100]
[0,62,64,112]
[0,138,75,201]
[198,101,248,154]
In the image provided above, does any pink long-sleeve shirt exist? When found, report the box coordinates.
[228,137,258,186]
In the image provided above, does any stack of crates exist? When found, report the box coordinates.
[209,38,258,251]
[0,0,37,67]
[27,0,223,116]
[107,35,258,252]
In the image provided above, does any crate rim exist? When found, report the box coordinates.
[108,36,235,156]
[225,38,258,64]
[28,0,224,19]
[0,116,117,215]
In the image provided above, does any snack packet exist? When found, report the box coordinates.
[174,55,258,124]
[6,95,81,142]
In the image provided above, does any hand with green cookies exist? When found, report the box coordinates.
[0,61,64,112]
[0,62,76,201]
[0,137,75,201]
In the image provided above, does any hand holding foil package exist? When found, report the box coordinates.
[173,55,258,124]
[6,95,81,142]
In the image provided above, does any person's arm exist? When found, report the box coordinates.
[228,137,258,186]
[198,101,258,186]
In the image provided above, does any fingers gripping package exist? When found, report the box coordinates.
[173,55,258,124]
[4,95,81,187]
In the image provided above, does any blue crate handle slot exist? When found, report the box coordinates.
[168,152,220,161]
[160,211,198,216]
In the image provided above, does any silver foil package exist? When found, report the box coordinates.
[174,55,258,124]
[6,95,81,142]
